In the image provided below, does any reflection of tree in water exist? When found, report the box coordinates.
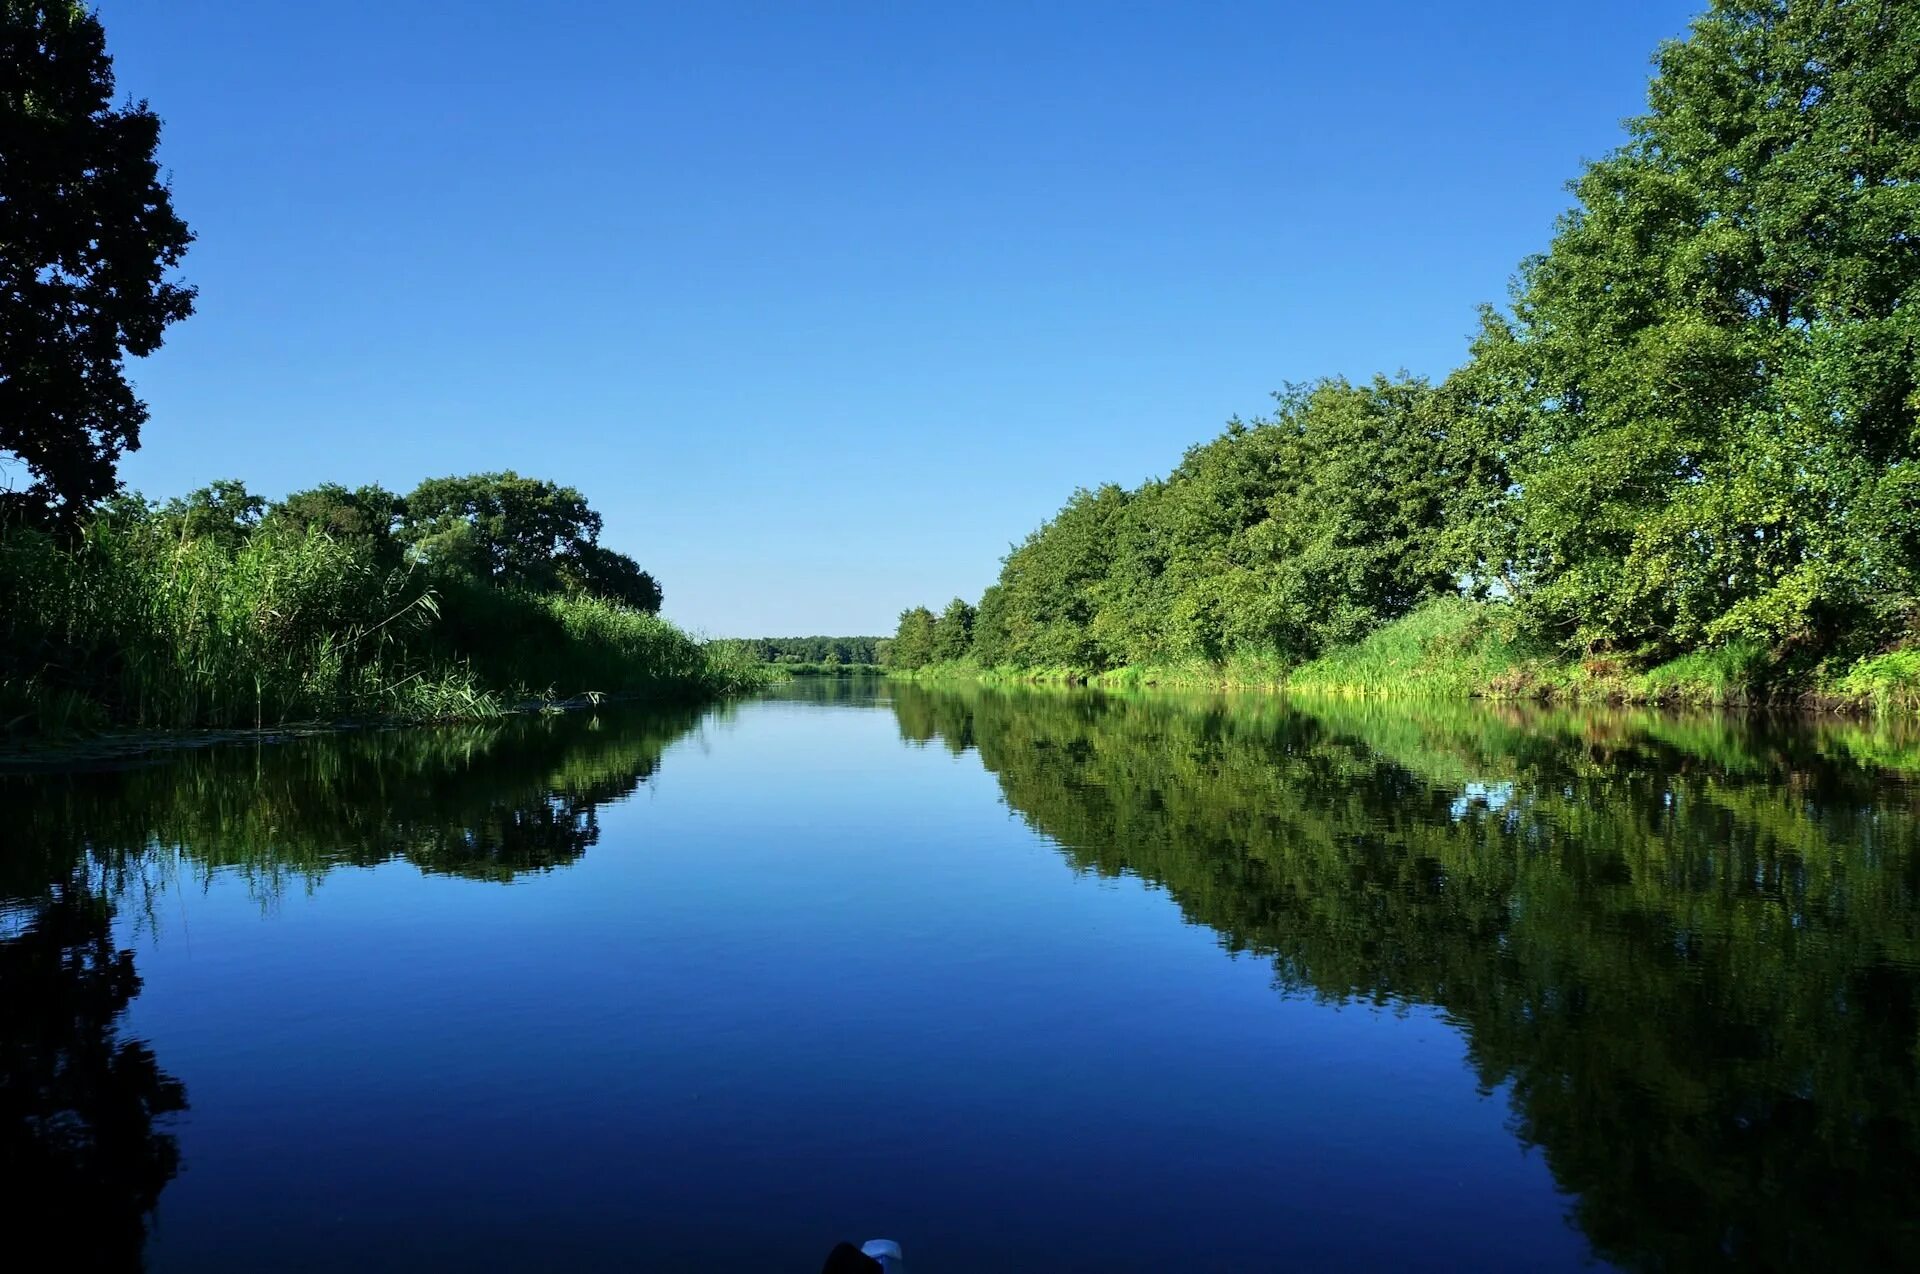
[0,875,187,1268]
[6,702,709,892]
[0,702,711,1264]
[891,684,1920,1271]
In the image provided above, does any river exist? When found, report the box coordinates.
[5,679,1917,1270]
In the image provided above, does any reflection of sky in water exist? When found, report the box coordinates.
[1451,780,1515,820]
[10,686,1920,1273]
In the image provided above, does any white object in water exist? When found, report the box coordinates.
[860,1239,905,1272]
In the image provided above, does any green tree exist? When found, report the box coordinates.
[158,479,264,550]
[973,376,1462,671]
[0,1,194,526]
[400,472,605,594]
[264,483,405,564]
[890,606,937,669]
[1458,0,1920,664]
[560,543,662,614]
[931,597,976,662]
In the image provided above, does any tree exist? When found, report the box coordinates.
[890,606,937,669]
[931,597,976,662]
[400,472,605,593]
[264,483,405,563]
[158,479,264,550]
[968,376,1461,671]
[561,542,663,614]
[1458,0,1920,663]
[0,1,194,526]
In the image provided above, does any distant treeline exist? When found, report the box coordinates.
[721,636,892,666]
[889,0,1920,709]
[1,472,763,735]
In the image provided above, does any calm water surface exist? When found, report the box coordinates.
[6,680,1920,1271]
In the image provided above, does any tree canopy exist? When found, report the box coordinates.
[888,606,938,669]
[396,472,661,612]
[901,0,1920,685]
[0,1,193,526]
[1454,0,1920,666]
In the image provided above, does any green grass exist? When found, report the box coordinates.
[1633,642,1772,706]
[0,522,766,738]
[1832,650,1920,715]
[904,597,1920,718]
[1286,597,1538,698]
[766,661,888,677]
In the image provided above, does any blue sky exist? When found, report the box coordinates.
[99,0,1701,636]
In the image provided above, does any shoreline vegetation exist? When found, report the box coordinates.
[0,9,758,748]
[885,4,1920,717]
[710,636,893,680]
[1,474,768,740]
[893,596,1920,716]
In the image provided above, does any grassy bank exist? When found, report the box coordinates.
[0,521,765,737]
[895,598,1920,716]
[763,662,888,678]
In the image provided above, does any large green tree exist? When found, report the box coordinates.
[931,597,976,662]
[264,483,405,562]
[1455,0,1920,664]
[889,606,937,669]
[0,1,194,526]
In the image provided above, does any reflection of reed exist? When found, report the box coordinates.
[1,701,710,905]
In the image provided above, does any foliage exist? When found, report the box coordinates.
[1445,0,1920,667]
[899,376,1467,673]
[0,1,195,526]
[396,471,661,613]
[1837,649,1920,715]
[262,482,405,563]
[763,662,888,677]
[901,1,1920,709]
[156,478,264,550]
[931,598,976,662]
[718,635,891,665]
[888,606,938,669]
[0,477,757,735]
[1285,596,1540,699]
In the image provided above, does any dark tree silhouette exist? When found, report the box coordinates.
[0,1,195,526]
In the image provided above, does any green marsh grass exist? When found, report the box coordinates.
[0,521,764,737]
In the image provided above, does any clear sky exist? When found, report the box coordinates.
[98,0,1701,637]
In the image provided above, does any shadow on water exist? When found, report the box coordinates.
[889,682,1920,1271]
[0,703,712,1266]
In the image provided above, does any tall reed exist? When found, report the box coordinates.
[1,519,761,736]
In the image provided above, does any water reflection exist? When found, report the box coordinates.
[889,684,1920,1271]
[0,704,711,1266]
[0,875,187,1267]
[7,703,710,894]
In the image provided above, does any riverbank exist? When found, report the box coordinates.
[895,598,1920,716]
[1,518,768,739]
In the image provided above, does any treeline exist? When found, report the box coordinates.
[0,471,762,735]
[719,635,892,666]
[891,0,1920,705]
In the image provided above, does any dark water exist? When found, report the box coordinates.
[6,681,1920,1271]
